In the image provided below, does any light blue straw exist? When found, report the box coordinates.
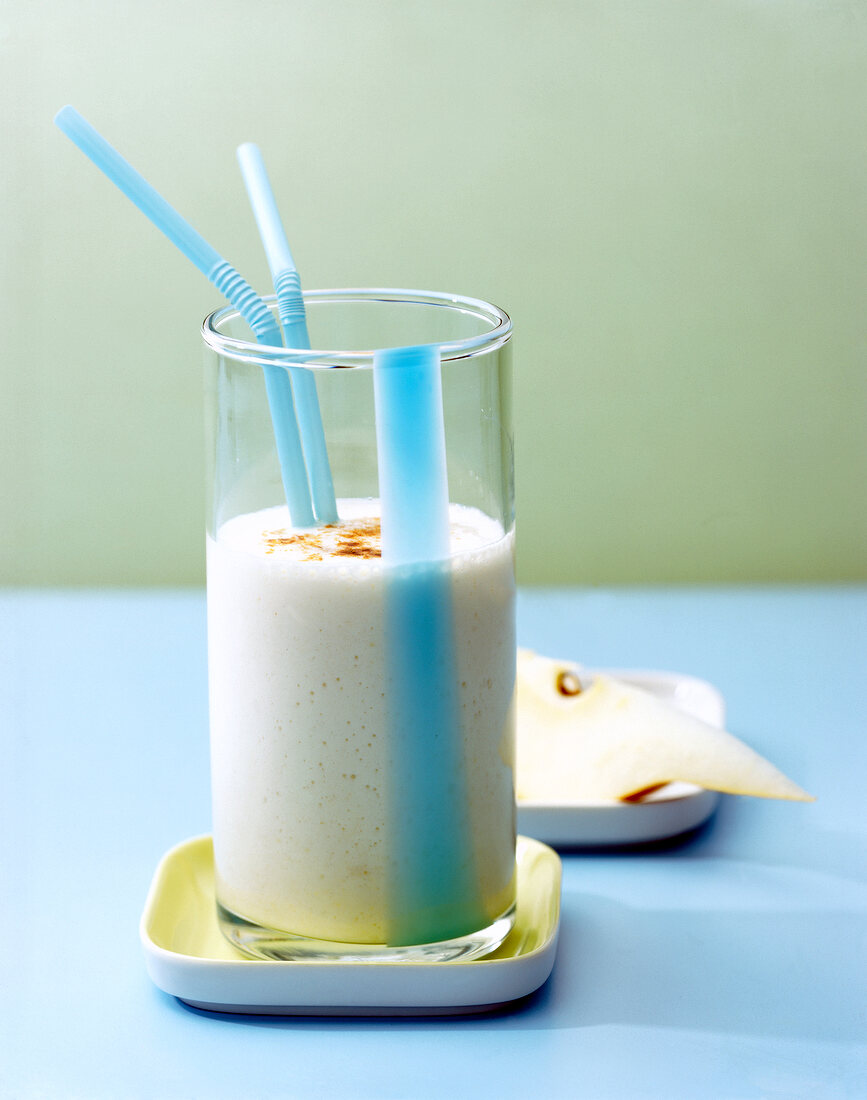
[373,344,451,566]
[236,143,338,524]
[53,105,315,529]
[373,344,485,945]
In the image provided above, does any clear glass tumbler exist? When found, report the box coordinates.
[202,289,515,961]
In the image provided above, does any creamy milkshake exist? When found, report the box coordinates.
[206,498,516,949]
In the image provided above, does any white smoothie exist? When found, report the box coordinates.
[206,498,516,944]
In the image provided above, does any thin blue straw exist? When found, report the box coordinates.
[373,344,485,945]
[236,143,338,524]
[53,105,315,529]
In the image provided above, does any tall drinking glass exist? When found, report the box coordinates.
[202,289,515,961]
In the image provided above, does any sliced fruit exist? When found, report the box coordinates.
[516,648,814,804]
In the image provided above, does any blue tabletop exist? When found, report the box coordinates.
[2,587,865,1099]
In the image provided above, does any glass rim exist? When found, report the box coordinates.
[201,287,512,370]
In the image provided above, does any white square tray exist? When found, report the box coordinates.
[141,834,561,1016]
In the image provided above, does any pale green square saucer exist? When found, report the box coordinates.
[141,835,561,1016]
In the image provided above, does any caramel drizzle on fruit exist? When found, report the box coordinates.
[621,783,670,803]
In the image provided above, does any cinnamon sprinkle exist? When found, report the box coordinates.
[263,519,382,559]
[334,518,381,559]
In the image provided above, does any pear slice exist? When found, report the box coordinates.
[516,648,814,804]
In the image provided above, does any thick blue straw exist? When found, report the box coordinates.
[236,143,338,524]
[373,344,451,565]
[53,105,315,528]
[373,344,485,944]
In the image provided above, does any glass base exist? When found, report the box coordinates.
[217,900,517,963]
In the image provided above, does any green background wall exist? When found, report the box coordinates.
[2,0,864,586]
